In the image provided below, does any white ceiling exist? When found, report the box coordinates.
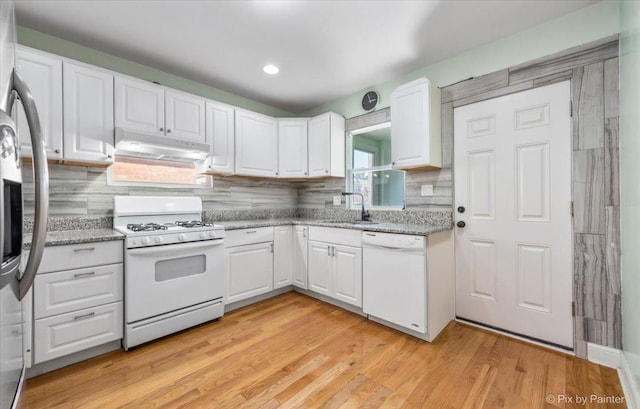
[14,0,597,114]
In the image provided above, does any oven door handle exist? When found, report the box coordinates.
[127,239,224,256]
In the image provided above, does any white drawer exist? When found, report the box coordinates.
[38,241,124,274]
[34,263,123,319]
[308,226,362,247]
[34,302,123,364]
[225,227,274,248]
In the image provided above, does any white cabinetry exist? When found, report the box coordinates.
[114,76,165,136]
[307,227,362,307]
[307,112,345,178]
[274,226,293,289]
[235,109,278,177]
[32,241,124,364]
[293,226,308,289]
[115,76,206,143]
[15,47,63,159]
[390,77,441,170]
[225,227,274,304]
[201,101,235,175]
[278,119,308,178]
[63,62,114,164]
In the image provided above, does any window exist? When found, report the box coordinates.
[346,122,405,209]
[109,155,212,187]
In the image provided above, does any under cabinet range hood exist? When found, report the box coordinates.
[115,127,210,162]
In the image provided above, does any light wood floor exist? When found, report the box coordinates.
[22,292,626,408]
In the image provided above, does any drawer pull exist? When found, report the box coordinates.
[73,247,95,253]
[73,312,96,321]
[246,230,257,234]
[73,271,96,279]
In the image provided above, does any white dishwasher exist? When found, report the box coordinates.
[362,231,427,335]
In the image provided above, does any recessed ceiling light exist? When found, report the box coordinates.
[263,64,279,75]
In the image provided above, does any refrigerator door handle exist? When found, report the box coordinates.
[12,70,49,300]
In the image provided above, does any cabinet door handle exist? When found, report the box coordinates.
[73,247,95,253]
[166,129,172,133]
[160,127,164,132]
[327,246,331,256]
[74,271,96,279]
[73,312,95,321]
[270,243,274,253]
[302,228,306,238]
[332,246,336,256]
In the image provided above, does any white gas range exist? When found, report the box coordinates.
[114,196,226,349]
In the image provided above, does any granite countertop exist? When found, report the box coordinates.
[218,218,451,236]
[23,229,125,249]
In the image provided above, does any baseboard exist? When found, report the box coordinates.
[619,353,640,409]
[587,343,622,368]
[587,343,640,409]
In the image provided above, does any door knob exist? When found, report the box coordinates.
[457,206,466,213]
[456,221,466,228]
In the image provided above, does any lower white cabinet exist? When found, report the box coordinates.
[293,226,308,289]
[274,226,293,289]
[225,228,275,304]
[307,228,362,308]
[31,241,124,365]
[34,302,123,364]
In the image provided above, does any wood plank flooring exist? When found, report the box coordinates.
[21,292,626,408]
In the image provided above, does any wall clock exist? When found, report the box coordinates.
[362,91,379,111]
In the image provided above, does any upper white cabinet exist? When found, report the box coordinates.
[15,47,63,160]
[278,118,308,178]
[390,77,441,170]
[274,225,293,289]
[114,76,165,136]
[115,76,206,143]
[308,112,345,178]
[63,62,114,164]
[201,101,235,175]
[165,89,206,143]
[235,109,278,177]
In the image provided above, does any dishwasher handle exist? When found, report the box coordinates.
[363,243,425,253]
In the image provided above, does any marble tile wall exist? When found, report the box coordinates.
[442,36,620,355]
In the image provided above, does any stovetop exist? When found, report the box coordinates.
[126,221,214,232]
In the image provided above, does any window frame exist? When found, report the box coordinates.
[346,121,405,211]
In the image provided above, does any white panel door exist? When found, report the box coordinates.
[293,226,308,289]
[332,244,362,307]
[278,119,308,178]
[63,62,114,164]
[15,48,63,159]
[204,101,235,175]
[235,109,278,177]
[165,89,206,143]
[307,240,331,296]
[114,76,165,136]
[307,113,331,177]
[273,226,293,289]
[454,81,572,348]
[225,242,274,304]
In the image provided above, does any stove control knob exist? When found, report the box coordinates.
[132,239,137,245]
[208,232,216,238]
[178,234,186,242]
[142,237,151,245]
[200,232,207,240]
[155,236,163,244]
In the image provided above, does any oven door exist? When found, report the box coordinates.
[125,239,225,323]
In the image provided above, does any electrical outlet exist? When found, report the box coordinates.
[333,196,342,205]
[421,185,434,197]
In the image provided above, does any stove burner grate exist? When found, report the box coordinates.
[126,223,169,232]
[174,220,213,228]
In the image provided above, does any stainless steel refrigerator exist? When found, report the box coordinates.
[0,1,49,407]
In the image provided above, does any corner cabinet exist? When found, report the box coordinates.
[293,226,308,289]
[274,225,294,288]
[278,119,308,178]
[63,62,115,164]
[390,77,441,170]
[15,47,63,160]
[308,112,345,178]
[235,109,278,177]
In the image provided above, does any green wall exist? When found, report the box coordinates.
[17,26,293,117]
[620,0,640,391]
[301,1,621,118]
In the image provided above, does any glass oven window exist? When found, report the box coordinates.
[155,255,205,282]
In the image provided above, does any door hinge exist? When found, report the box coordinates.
[570,201,574,217]
[572,302,576,317]
[570,100,573,117]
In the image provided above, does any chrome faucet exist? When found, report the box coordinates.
[342,192,370,221]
